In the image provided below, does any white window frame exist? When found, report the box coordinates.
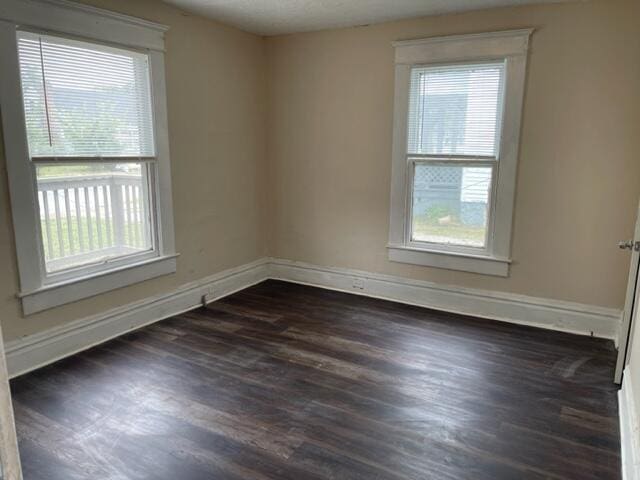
[388,30,532,277]
[0,0,177,315]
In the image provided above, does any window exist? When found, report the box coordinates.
[388,30,532,276]
[408,62,504,249]
[0,0,176,314]
[19,32,156,274]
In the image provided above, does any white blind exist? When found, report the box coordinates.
[407,62,505,157]
[17,31,155,159]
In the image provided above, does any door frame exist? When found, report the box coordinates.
[0,325,22,479]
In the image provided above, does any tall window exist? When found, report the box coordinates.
[0,1,176,314]
[18,32,155,273]
[407,62,504,249]
[388,30,531,276]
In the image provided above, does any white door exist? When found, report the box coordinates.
[615,201,640,384]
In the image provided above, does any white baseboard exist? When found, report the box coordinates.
[267,258,621,342]
[620,368,640,480]
[5,256,621,378]
[5,258,270,378]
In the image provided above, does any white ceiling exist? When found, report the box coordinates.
[162,0,572,36]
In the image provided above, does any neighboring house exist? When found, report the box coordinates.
[413,166,489,227]
[411,70,494,228]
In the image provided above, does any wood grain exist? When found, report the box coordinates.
[11,280,620,479]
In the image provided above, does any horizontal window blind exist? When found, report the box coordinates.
[407,62,505,157]
[17,31,155,158]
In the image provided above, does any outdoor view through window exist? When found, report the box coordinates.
[17,31,155,273]
[407,62,505,249]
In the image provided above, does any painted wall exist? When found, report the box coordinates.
[0,0,268,341]
[1,0,639,346]
[265,0,640,310]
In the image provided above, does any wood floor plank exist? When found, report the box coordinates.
[10,280,620,479]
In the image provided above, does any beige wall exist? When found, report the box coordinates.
[265,0,640,309]
[1,0,639,345]
[0,0,268,341]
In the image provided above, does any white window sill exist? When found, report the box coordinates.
[387,244,510,277]
[18,254,178,315]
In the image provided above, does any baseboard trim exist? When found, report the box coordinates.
[5,256,621,378]
[5,258,270,378]
[267,258,621,342]
[620,368,640,480]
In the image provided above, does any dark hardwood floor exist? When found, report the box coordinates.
[10,280,620,479]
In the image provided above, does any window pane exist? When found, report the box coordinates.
[411,164,491,248]
[17,31,154,158]
[407,63,505,156]
[36,163,153,273]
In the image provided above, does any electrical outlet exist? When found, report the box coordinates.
[352,278,365,290]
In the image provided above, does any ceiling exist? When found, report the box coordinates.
[161,0,572,36]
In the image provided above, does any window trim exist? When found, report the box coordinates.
[388,29,533,277]
[0,0,177,315]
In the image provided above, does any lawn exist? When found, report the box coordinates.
[41,216,145,261]
[412,217,486,247]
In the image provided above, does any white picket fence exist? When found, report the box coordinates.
[37,173,150,270]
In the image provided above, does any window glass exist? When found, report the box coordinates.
[407,63,505,157]
[36,163,153,272]
[18,31,154,158]
[411,164,492,248]
[17,31,157,274]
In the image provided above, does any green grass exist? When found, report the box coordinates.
[37,164,117,178]
[413,216,486,247]
[41,216,146,261]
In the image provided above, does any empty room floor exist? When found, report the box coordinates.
[10,280,620,480]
